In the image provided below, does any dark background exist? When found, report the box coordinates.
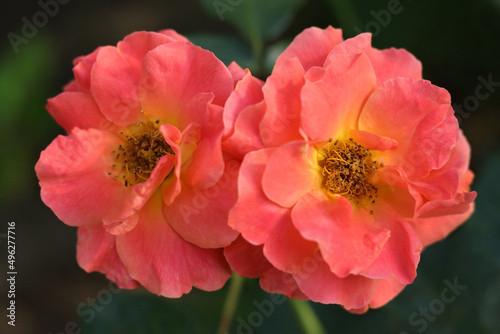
[0,0,499,333]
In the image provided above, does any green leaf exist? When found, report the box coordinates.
[0,36,57,200]
[263,40,289,74]
[187,33,257,71]
[80,288,226,334]
[198,0,305,56]
[322,0,362,38]
[0,36,54,125]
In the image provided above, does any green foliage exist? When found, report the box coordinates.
[0,37,58,200]
[188,34,257,72]
[80,288,225,334]
[198,0,305,59]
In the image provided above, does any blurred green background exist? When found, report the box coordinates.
[1,0,499,333]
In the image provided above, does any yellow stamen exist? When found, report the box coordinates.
[319,138,382,210]
[108,119,174,187]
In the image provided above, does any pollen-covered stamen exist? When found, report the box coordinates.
[320,138,382,208]
[109,120,174,187]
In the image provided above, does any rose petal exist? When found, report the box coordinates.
[300,52,377,142]
[367,47,422,84]
[36,128,132,226]
[260,57,306,147]
[223,101,266,159]
[223,70,264,140]
[416,191,477,218]
[411,130,472,201]
[224,236,307,299]
[228,148,286,245]
[293,260,380,309]
[181,102,225,189]
[47,92,116,133]
[138,42,234,129]
[411,201,476,247]
[369,276,406,309]
[349,129,398,151]
[117,31,182,69]
[159,123,184,205]
[77,224,139,289]
[105,152,176,235]
[359,78,456,179]
[360,203,422,284]
[158,29,190,42]
[326,33,422,84]
[262,141,319,208]
[275,26,343,72]
[91,46,142,126]
[116,192,231,297]
[165,154,240,248]
[263,211,319,273]
[291,191,390,277]
[72,47,101,93]
[227,61,248,84]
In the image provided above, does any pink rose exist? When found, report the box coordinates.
[223,26,476,312]
[35,30,243,296]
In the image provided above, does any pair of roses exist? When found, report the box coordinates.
[35,26,475,312]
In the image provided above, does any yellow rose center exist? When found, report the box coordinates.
[319,138,382,212]
[109,119,174,187]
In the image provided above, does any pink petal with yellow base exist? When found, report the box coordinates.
[300,52,376,142]
[262,141,318,208]
[138,42,233,129]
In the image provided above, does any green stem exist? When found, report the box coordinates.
[289,299,327,334]
[216,273,244,334]
[236,0,264,76]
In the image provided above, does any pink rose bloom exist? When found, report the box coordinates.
[35,30,242,296]
[223,26,476,312]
